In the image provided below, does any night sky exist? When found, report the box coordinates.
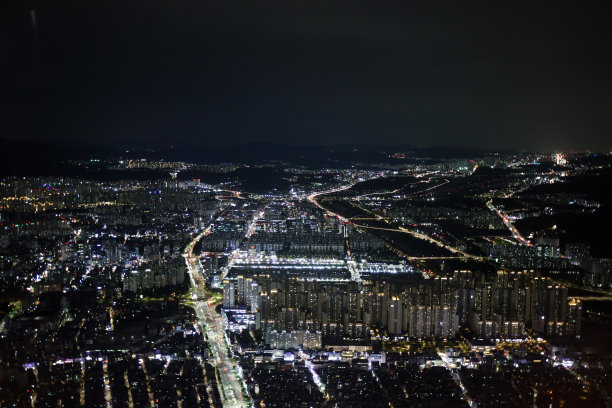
[2,1,612,151]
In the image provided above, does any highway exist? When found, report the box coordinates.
[184,229,251,408]
[307,182,356,221]
[486,199,532,246]
[310,185,483,261]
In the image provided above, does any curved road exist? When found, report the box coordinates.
[309,182,483,260]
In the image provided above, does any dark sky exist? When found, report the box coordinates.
[2,1,612,151]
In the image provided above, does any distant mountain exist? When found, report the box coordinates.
[0,140,121,177]
[0,139,495,177]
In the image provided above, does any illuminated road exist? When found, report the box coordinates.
[487,199,532,246]
[354,178,450,199]
[571,296,612,301]
[309,181,483,261]
[184,229,251,408]
[311,193,482,261]
[307,183,356,221]
[437,350,472,407]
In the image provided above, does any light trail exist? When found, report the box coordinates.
[571,296,612,301]
[184,222,252,408]
[486,200,532,246]
[309,179,482,260]
[307,183,356,221]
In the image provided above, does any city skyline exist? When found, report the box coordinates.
[2,2,612,407]
[1,151,611,406]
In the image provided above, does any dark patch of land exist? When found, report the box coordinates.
[318,198,453,257]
